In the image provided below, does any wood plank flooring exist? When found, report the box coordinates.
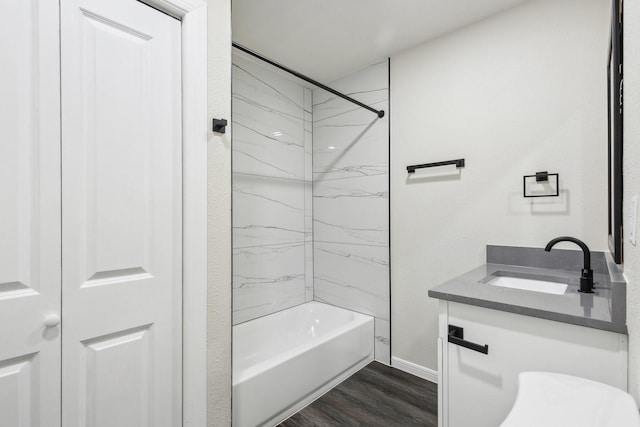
[278,361,438,426]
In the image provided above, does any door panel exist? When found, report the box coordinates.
[61,0,182,425]
[82,325,152,426]
[76,7,155,285]
[0,0,61,425]
[0,354,38,427]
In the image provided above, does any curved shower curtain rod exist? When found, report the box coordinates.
[232,42,385,119]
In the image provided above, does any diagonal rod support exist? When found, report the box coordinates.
[232,42,385,118]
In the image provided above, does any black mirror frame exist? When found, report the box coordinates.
[607,0,623,264]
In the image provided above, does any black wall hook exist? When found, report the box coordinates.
[212,118,228,134]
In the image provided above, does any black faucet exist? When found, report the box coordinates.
[544,236,594,293]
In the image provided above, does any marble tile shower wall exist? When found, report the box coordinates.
[312,60,390,364]
[232,54,313,325]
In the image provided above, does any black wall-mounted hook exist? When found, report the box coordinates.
[212,118,228,134]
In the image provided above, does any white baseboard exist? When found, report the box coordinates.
[391,356,438,384]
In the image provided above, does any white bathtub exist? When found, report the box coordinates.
[232,301,374,427]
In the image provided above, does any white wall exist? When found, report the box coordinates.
[391,0,611,371]
[624,0,640,405]
[206,0,232,424]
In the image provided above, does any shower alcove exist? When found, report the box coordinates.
[231,49,390,425]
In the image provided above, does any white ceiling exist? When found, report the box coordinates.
[232,0,530,82]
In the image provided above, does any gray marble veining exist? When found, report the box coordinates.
[232,53,312,324]
[233,242,307,325]
[233,174,307,248]
[233,55,307,181]
[312,60,390,363]
[314,242,390,319]
[232,54,391,360]
[313,175,389,246]
[304,88,314,303]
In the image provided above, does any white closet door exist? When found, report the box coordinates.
[61,0,182,425]
[0,1,62,426]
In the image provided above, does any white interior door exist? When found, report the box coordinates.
[61,0,183,425]
[0,1,62,426]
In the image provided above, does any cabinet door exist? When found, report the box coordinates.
[0,1,62,426]
[60,0,183,425]
[445,302,627,427]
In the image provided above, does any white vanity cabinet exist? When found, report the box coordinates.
[437,301,628,427]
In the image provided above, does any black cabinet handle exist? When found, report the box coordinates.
[448,325,489,355]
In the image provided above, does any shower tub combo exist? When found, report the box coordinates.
[233,301,374,427]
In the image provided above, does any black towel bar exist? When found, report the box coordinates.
[407,159,465,173]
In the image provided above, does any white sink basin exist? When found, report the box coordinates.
[486,275,568,295]
[501,372,640,427]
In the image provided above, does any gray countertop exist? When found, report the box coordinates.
[427,245,627,334]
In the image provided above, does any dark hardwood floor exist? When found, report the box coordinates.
[278,361,438,427]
